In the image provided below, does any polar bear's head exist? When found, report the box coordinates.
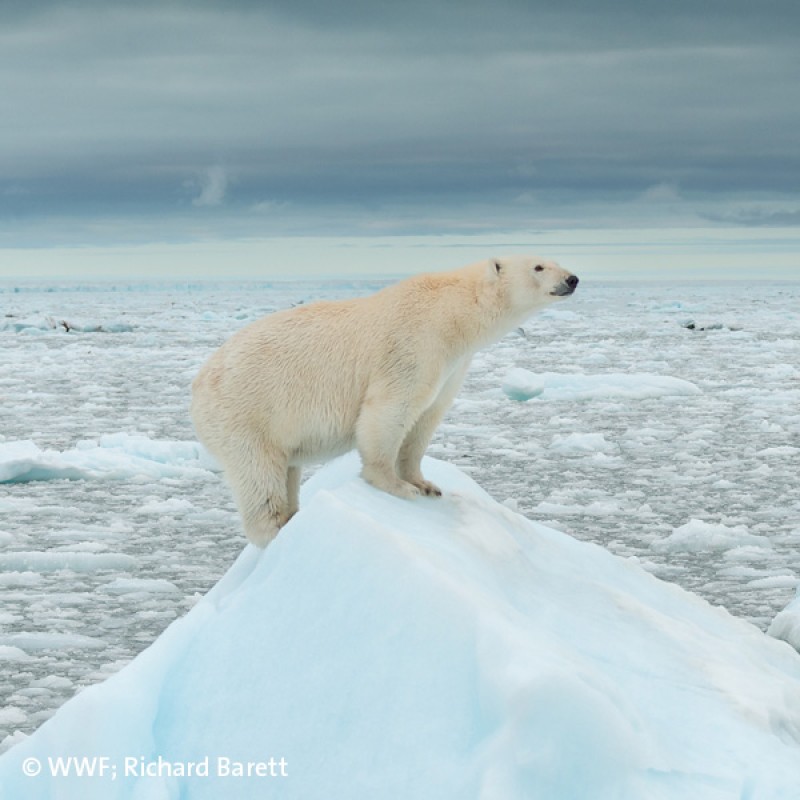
[490,255,578,315]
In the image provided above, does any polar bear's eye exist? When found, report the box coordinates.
[534,265,544,272]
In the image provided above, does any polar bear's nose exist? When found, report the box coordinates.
[549,274,579,297]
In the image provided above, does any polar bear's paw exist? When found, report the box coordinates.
[409,478,442,497]
[361,467,422,500]
[243,507,293,549]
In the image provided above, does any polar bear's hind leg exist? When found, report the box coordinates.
[287,466,301,520]
[224,437,292,547]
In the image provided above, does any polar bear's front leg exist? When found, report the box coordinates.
[397,406,444,497]
[356,400,420,499]
[397,362,469,495]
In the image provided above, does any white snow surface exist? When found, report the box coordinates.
[654,519,772,553]
[501,369,701,402]
[770,587,800,652]
[0,434,217,483]
[1,454,800,800]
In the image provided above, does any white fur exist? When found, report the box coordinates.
[191,255,577,546]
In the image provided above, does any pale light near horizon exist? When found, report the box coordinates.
[1,228,798,282]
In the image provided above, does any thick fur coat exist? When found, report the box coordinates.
[191,256,578,545]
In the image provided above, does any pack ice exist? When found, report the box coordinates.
[1,455,799,800]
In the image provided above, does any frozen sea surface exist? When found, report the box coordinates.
[1,278,799,747]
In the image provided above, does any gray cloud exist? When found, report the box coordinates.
[701,206,800,227]
[191,166,229,208]
[1,0,798,243]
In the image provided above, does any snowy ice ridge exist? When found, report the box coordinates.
[1,454,799,799]
[0,434,218,484]
[501,369,701,403]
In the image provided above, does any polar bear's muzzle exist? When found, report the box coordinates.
[550,275,579,296]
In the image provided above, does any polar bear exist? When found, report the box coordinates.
[191,256,578,546]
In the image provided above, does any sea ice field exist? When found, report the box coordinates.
[1,277,799,750]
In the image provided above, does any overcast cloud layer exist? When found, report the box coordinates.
[1,0,798,274]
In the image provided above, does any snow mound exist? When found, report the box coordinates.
[1,455,799,799]
[502,369,701,402]
[654,519,771,553]
[0,434,218,483]
[770,588,800,653]
[0,646,33,663]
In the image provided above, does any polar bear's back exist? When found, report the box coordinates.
[191,296,388,462]
[191,268,489,465]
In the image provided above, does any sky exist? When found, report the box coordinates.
[1,0,799,280]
